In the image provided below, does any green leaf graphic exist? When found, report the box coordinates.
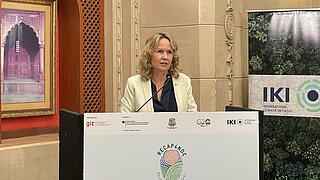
[164,162,183,180]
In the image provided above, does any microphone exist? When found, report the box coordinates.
[135,75,171,112]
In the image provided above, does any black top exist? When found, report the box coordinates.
[151,77,178,112]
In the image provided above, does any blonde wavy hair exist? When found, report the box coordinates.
[139,32,181,81]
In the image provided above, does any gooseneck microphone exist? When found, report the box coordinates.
[135,75,171,112]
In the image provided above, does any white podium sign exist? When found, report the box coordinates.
[84,112,260,180]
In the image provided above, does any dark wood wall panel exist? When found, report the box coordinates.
[79,0,105,113]
[59,0,104,113]
[58,0,81,112]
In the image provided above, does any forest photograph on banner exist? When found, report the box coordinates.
[248,9,320,180]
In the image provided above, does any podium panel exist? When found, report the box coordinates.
[84,112,260,180]
[59,109,84,180]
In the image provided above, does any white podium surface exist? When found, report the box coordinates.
[84,112,260,180]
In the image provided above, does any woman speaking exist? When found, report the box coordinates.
[121,32,197,112]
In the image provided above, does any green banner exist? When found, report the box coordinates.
[248,10,320,180]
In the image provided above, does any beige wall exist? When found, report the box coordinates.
[105,0,247,111]
[0,135,58,180]
[105,0,320,112]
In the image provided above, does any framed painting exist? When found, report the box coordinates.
[1,0,56,118]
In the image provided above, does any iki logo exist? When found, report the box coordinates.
[226,119,243,126]
[157,144,186,180]
[297,80,320,112]
[226,119,236,125]
[263,87,290,102]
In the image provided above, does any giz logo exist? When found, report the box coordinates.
[86,121,94,127]
[263,87,289,102]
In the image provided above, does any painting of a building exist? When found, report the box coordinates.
[1,9,45,103]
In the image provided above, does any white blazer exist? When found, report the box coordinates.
[121,73,198,112]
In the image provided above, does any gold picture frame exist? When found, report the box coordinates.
[1,0,56,118]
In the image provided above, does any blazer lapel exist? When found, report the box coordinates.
[141,79,153,111]
[172,77,182,111]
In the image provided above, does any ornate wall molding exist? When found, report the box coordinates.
[113,0,123,111]
[225,0,235,105]
[131,0,140,74]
